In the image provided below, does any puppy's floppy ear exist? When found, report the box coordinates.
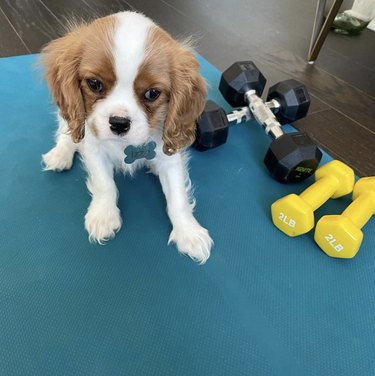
[163,45,207,156]
[40,27,86,143]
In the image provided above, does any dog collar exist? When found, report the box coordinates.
[124,141,157,164]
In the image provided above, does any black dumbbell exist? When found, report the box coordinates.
[195,61,322,184]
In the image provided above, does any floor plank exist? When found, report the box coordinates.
[254,47,375,133]
[306,94,331,115]
[0,0,63,52]
[41,0,132,25]
[80,0,134,15]
[295,109,375,177]
[319,30,375,97]
[40,0,99,24]
[0,7,29,56]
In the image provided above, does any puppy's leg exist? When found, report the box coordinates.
[153,153,213,264]
[42,114,78,171]
[82,145,122,244]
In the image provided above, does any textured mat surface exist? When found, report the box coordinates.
[1,54,375,376]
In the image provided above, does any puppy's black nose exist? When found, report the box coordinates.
[109,116,131,135]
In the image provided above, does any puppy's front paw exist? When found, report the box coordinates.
[169,220,213,264]
[85,202,122,244]
[42,145,75,172]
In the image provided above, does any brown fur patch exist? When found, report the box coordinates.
[135,26,207,155]
[40,15,117,141]
[134,28,171,134]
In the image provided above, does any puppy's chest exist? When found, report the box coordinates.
[99,140,160,175]
[104,143,144,174]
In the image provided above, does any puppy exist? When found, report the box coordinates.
[40,11,213,263]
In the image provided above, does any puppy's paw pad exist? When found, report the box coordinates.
[85,204,122,244]
[169,222,213,264]
[42,146,74,172]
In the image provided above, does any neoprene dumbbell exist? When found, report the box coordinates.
[271,160,355,237]
[314,177,375,258]
[195,61,322,183]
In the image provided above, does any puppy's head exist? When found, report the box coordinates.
[40,12,207,154]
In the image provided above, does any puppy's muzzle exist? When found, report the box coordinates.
[109,116,131,136]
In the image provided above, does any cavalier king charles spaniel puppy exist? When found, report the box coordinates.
[40,11,213,263]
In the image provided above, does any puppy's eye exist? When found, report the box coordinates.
[86,79,104,93]
[144,88,161,102]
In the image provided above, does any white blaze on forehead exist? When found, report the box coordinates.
[94,12,156,146]
[113,12,155,85]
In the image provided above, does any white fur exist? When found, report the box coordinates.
[42,11,213,264]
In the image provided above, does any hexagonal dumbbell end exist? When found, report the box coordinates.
[267,79,311,124]
[314,177,375,258]
[219,61,266,107]
[264,133,322,183]
[194,100,229,151]
[271,193,315,236]
[271,160,355,237]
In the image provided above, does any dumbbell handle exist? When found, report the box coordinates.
[341,193,375,229]
[227,106,252,124]
[245,90,284,139]
[227,99,280,123]
[226,92,284,139]
[299,175,339,211]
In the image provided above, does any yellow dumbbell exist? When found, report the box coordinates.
[314,177,375,258]
[271,160,355,236]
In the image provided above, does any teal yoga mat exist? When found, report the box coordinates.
[1,54,375,376]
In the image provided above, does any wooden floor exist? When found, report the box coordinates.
[1,0,374,177]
